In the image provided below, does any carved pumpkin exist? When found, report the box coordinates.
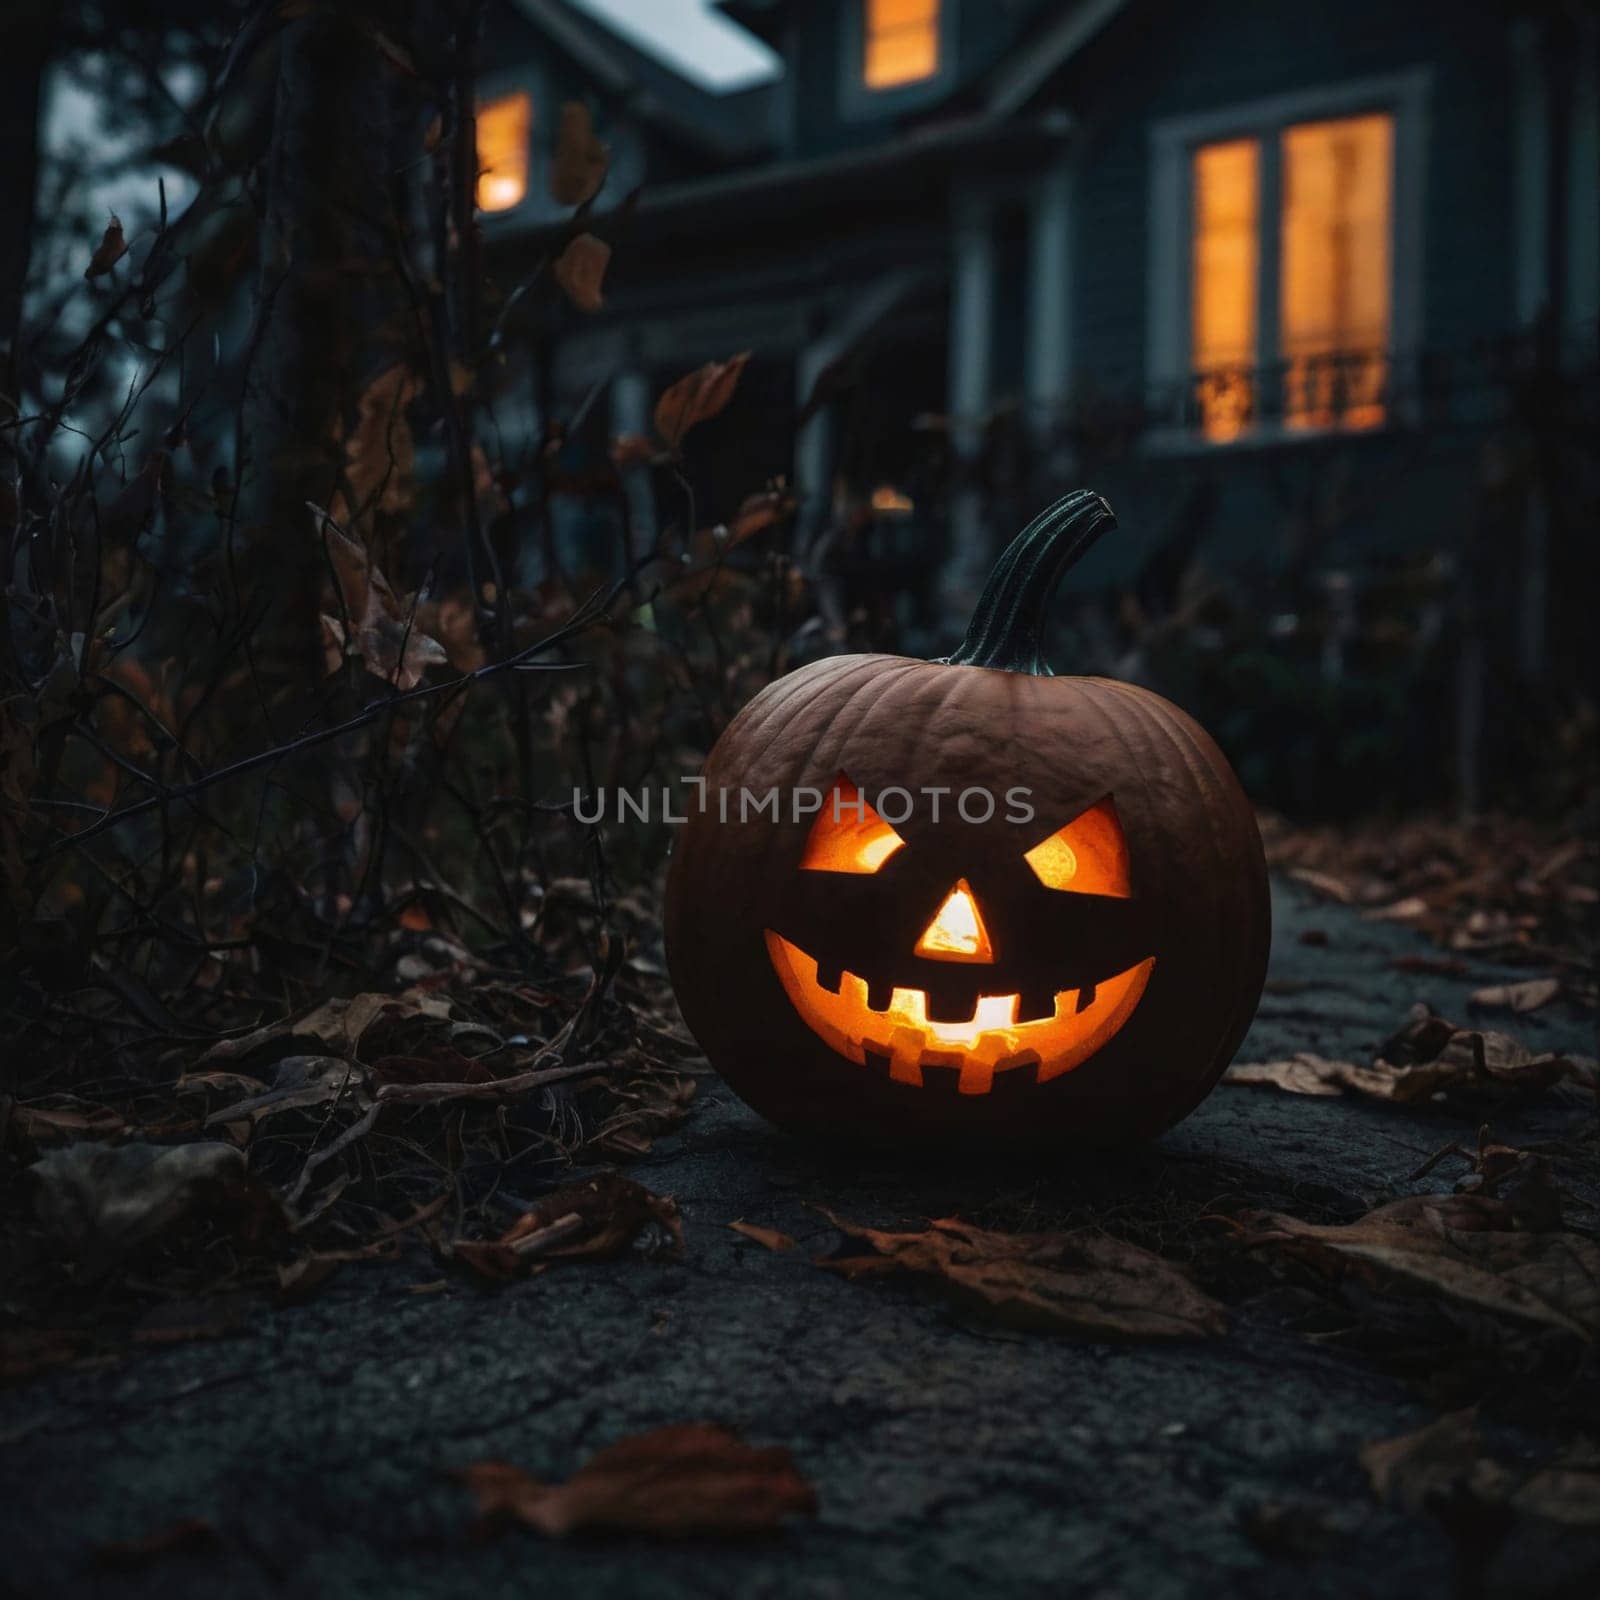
[664,491,1269,1148]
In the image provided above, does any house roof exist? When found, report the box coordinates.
[509,0,776,158]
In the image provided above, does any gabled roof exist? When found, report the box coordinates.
[509,0,775,158]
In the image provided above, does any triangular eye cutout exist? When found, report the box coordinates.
[914,880,996,963]
[799,774,907,874]
[1023,796,1133,897]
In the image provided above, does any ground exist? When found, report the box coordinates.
[1,879,1595,1598]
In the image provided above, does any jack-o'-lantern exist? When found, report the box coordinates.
[664,491,1269,1148]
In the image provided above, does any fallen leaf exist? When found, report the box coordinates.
[85,216,127,278]
[454,1173,682,1281]
[1363,896,1430,922]
[585,1070,697,1159]
[196,992,443,1069]
[1226,1005,1596,1105]
[1361,1408,1486,1515]
[90,1518,221,1570]
[554,233,609,313]
[729,1220,796,1253]
[457,1423,815,1539]
[11,1103,127,1141]
[202,1054,369,1128]
[549,101,608,207]
[1362,1413,1600,1529]
[1240,1193,1600,1338]
[814,1212,1224,1340]
[1508,1441,1600,1527]
[1469,977,1561,1014]
[653,353,750,450]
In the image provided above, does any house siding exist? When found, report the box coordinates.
[1061,0,1522,392]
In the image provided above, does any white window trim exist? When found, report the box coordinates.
[1145,69,1430,451]
[839,0,960,122]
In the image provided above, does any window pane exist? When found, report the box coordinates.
[477,91,531,213]
[1191,138,1259,442]
[1280,112,1392,430]
[865,0,940,89]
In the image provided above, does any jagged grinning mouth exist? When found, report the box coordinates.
[764,931,1155,1096]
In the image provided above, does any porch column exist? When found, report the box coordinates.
[944,190,996,614]
[1024,157,1075,450]
[1567,10,1600,353]
[610,367,656,563]
[794,339,837,551]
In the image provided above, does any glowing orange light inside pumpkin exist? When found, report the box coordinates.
[913,880,994,963]
[799,777,906,874]
[1024,796,1133,896]
[765,932,1155,1095]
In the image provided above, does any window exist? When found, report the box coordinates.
[1187,111,1394,439]
[477,91,531,213]
[1279,114,1392,430]
[864,0,939,90]
[1191,139,1260,442]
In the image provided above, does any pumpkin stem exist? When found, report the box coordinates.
[943,489,1115,675]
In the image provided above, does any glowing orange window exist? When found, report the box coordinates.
[1191,138,1260,442]
[1280,113,1393,431]
[477,91,531,213]
[865,0,940,90]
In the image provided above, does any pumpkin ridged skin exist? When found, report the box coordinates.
[664,657,1269,1149]
[664,491,1269,1150]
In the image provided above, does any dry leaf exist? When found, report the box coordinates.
[729,1220,797,1253]
[1226,1005,1595,1104]
[11,1103,127,1140]
[337,363,421,520]
[85,216,127,279]
[1362,1412,1600,1529]
[1469,977,1561,1014]
[554,233,610,313]
[815,1211,1224,1340]
[457,1423,815,1539]
[1241,1194,1600,1338]
[202,1055,369,1129]
[1363,896,1430,922]
[197,992,444,1068]
[1361,1408,1485,1515]
[549,101,609,207]
[454,1173,682,1281]
[653,353,750,450]
[311,505,447,688]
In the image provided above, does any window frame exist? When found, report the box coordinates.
[839,0,959,121]
[1145,70,1430,451]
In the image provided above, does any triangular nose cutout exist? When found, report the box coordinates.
[914,879,995,964]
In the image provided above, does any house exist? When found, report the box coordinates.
[477,0,1598,809]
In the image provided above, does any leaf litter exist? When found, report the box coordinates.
[811,1210,1226,1340]
[1225,1002,1597,1105]
[456,1423,816,1540]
